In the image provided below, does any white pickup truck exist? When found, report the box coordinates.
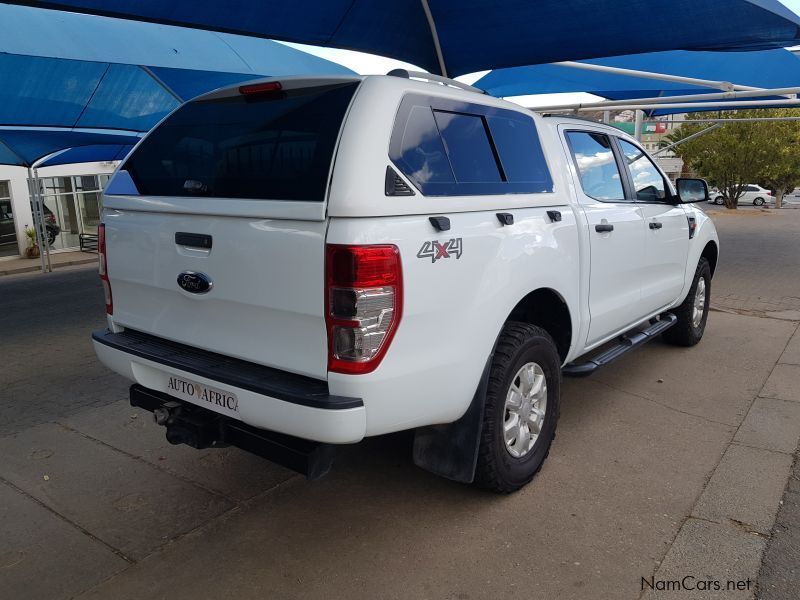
[93,73,719,492]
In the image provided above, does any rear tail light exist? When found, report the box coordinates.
[98,223,113,315]
[325,244,402,374]
[768,191,774,196]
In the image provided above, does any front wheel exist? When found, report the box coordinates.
[474,322,561,493]
[714,196,724,205]
[663,258,711,347]
[753,197,765,206]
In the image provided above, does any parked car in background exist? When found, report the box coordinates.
[709,184,773,206]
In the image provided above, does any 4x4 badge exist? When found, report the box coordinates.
[417,238,463,263]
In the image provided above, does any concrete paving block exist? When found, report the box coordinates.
[778,328,800,365]
[0,483,128,600]
[641,519,764,600]
[692,444,793,535]
[594,313,795,426]
[760,364,800,402]
[733,398,800,454]
[61,400,296,502]
[76,380,734,600]
[0,423,233,560]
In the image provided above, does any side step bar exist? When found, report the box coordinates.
[130,384,336,479]
[563,313,677,378]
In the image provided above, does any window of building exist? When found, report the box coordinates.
[34,174,108,250]
[617,139,668,202]
[0,181,18,258]
[565,132,625,201]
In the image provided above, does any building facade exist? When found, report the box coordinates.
[0,161,117,260]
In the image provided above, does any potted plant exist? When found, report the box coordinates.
[24,226,40,259]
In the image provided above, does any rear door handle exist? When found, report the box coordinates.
[175,232,212,249]
[595,224,614,233]
[649,221,663,230]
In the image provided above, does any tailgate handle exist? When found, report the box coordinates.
[175,232,212,249]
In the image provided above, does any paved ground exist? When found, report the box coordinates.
[706,207,800,318]
[0,208,798,600]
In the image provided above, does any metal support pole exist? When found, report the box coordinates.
[650,124,723,157]
[634,110,644,141]
[27,167,49,273]
[553,61,762,92]
[33,167,52,273]
[603,110,610,124]
[420,0,448,77]
[568,98,800,112]
[531,85,800,113]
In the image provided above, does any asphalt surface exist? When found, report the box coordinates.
[0,266,127,435]
[0,208,798,600]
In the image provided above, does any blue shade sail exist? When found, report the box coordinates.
[0,4,355,165]
[475,49,800,99]
[10,0,800,76]
[37,144,135,167]
[0,130,141,166]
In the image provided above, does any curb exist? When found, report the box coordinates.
[0,256,98,277]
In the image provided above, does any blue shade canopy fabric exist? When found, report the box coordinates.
[474,49,800,100]
[0,4,354,166]
[0,130,141,167]
[11,0,800,76]
[37,144,135,167]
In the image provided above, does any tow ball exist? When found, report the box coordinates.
[153,401,182,426]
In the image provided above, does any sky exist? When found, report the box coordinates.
[282,0,800,109]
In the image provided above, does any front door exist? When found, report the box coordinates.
[616,138,689,313]
[563,130,647,347]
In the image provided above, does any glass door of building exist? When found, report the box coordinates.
[0,180,19,257]
[36,175,109,250]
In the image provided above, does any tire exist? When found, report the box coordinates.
[663,258,711,347]
[753,197,765,206]
[474,322,561,493]
[714,196,724,205]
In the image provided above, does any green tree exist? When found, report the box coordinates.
[753,109,800,209]
[666,109,800,209]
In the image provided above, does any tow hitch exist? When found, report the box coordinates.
[130,384,336,479]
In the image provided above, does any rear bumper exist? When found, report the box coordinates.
[92,329,366,443]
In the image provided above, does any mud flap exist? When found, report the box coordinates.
[412,357,492,483]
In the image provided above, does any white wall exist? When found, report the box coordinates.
[0,160,118,259]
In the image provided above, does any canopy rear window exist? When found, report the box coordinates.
[122,82,358,201]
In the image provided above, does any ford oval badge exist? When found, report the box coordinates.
[177,271,213,294]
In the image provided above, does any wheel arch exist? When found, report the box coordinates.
[506,288,573,362]
[701,240,718,278]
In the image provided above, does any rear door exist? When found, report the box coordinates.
[562,130,647,346]
[102,79,360,379]
[616,138,688,313]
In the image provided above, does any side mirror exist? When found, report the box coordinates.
[675,178,709,204]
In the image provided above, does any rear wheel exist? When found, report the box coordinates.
[753,197,765,206]
[714,196,724,205]
[474,322,560,493]
[663,258,711,347]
